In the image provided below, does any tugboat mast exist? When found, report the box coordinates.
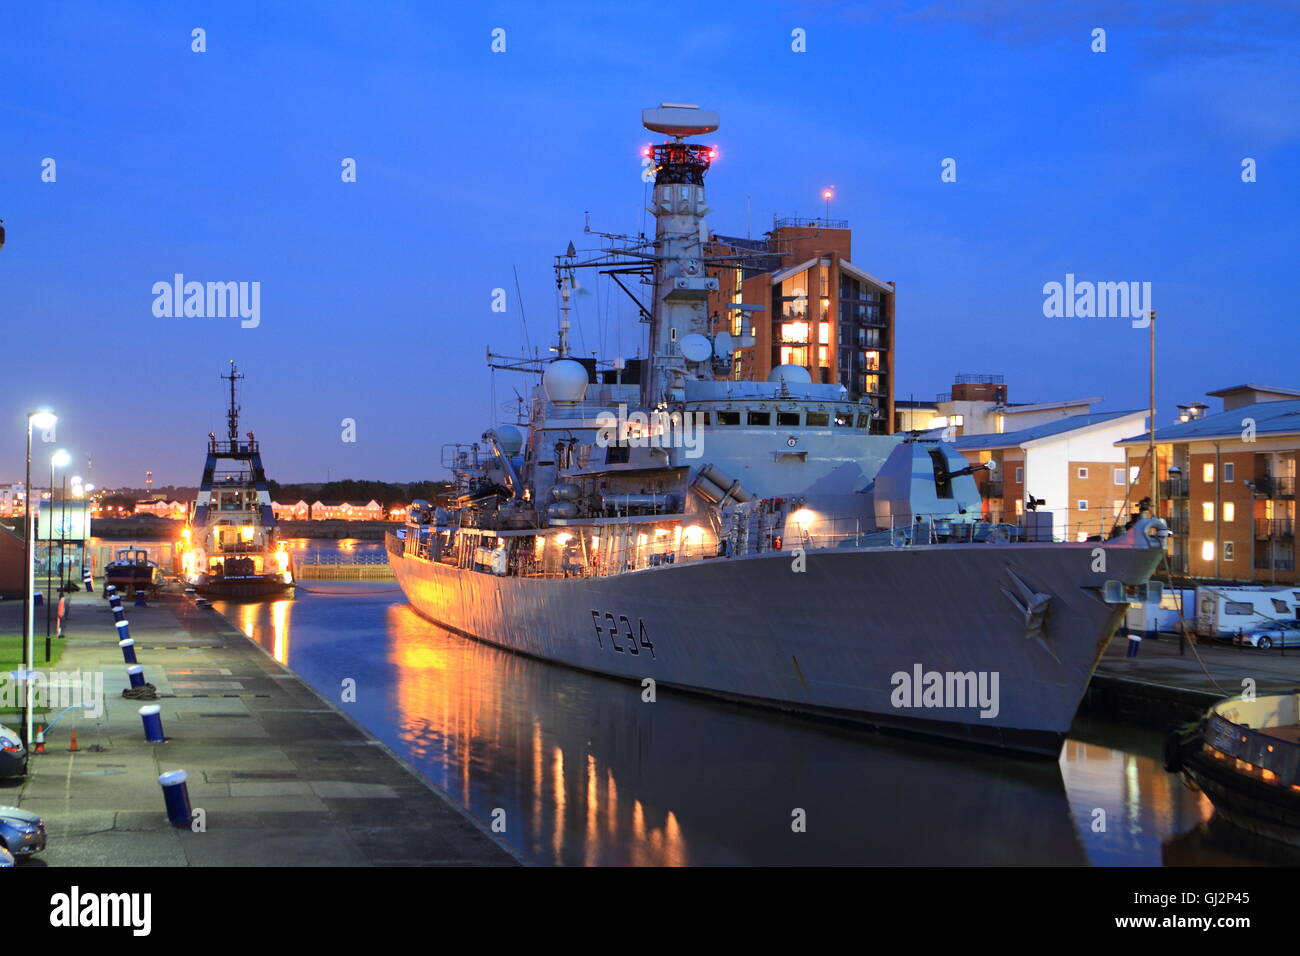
[224,361,243,442]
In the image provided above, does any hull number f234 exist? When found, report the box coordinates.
[590,610,656,659]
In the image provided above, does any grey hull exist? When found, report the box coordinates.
[388,538,1162,755]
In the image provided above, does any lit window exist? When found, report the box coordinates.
[1014,499,1024,516]
[1202,463,1215,483]
[1202,502,1214,522]
[1201,541,1215,561]
[1223,502,1235,522]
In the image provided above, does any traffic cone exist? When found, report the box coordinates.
[34,726,45,754]
[68,730,79,753]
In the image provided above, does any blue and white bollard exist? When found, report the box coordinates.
[34,590,43,607]
[119,631,138,665]
[140,705,165,743]
[134,591,147,607]
[158,770,191,827]
[1126,632,1142,658]
[127,665,147,689]
[112,606,126,623]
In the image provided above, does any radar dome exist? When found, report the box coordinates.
[767,365,813,385]
[495,425,523,455]
[543,359,589,404]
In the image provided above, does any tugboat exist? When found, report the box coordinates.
[1168,693,1300,847]
[177,362,294,598]
[388,104,1170,757]
[102,548,161,598]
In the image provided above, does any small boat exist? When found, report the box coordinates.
[177,363,294,599]
[1167,692,1300,847]
[102,548,161,597]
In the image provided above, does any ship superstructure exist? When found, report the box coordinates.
[388,105,1168,756]
[178,363,293,598]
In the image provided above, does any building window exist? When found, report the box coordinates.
[1113,500,1126,516]
[1113,468,1125,486]
[1015,467,1023,484]
[1202,502,1214,522]
[1223,502,1235,522]
[1224,541,1235,562]
[1078,500,1088,511]
[1014,499,1024,516]
[1202,463,1215,483]
[1224,462,1235,482]
[1077,467,1089,479]
[1201,540,1214,561]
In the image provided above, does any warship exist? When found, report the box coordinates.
[177,363,294,598]
[388,104,1167,756]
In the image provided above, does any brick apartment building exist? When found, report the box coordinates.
[707,218,895,434]
[1117,384,1300,584]
[957,409,1147,541]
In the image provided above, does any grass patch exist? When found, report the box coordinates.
[0,633,64,716]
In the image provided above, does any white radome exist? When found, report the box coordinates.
[495,425,524,455]
[767,364,813,384]
[543,359,589,404]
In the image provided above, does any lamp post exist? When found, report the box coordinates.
[22,409,57,767]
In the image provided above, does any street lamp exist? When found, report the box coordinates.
[21,409,56,769]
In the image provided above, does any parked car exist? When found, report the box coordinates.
[1236,621,1300,650]
[0,846,14,868]
[0,724,24,778]
[0,806,46,859]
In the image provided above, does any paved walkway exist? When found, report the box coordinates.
[1,589,516,866]
[1097,633,1300,699]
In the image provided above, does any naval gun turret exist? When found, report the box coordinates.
[873,438,995,534]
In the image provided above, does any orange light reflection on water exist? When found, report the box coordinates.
[386,603,688,866]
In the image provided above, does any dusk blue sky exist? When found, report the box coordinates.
[3,1,1297,488]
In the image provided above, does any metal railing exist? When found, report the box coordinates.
[1255,476,1297,498]
[1256,517,1295,539]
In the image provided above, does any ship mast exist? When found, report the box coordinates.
[224,361,243,442]
[641,104,720,407]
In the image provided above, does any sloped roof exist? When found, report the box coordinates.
[1116,399,1300,445]
[956,410,1144,451]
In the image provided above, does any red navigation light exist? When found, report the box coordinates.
[641,145,652,158]
[708,146,719,160]
[822,188,834,199]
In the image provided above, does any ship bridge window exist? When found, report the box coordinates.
[834,412,852,427]
[856,413,873,428]
[806,412,829,427]
[747,411,771,426]
[717,411,740,426]
[777,412,800,427]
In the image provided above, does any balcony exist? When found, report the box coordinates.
[1255,555,1296,572]
[1256,517,1296,540]
[1254,476,1297,499]
[1160,477,1189,499]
